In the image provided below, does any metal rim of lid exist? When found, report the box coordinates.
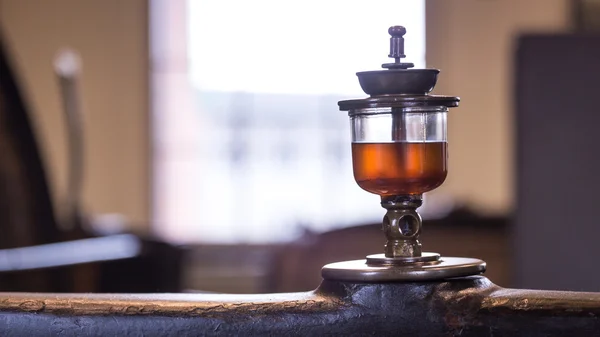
[356,68,439,76]
[340,25,459,112]
[345,105,450,117]
[321,256,486,282]
[339,95,460,112]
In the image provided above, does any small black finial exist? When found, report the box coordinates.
[382,25,414,70]
[388,26,406,60]
[388,25,407,37]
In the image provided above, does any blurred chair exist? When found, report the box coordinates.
[0,30,184,293]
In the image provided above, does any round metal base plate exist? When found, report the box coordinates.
[321,255,486,282]
[366,252,440,265]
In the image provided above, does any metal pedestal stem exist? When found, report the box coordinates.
[381,195,423,258]
[322,194,486,282]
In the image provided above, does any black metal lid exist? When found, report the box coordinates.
[338,26,459,111]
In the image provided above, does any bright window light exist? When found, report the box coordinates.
[187,1,425,95]
[153,0,426,243]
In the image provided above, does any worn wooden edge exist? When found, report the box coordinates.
[0,290,341,316]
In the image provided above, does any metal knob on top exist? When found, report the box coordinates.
[382,25,414,69]
[351,25,440,97]
[388,26,406,57]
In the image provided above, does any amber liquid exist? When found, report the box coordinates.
[351,142,448,196]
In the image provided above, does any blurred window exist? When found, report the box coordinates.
[151,0,426,243]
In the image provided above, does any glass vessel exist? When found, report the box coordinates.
[323,25,485,282]
[338,26,459,260]
[350,107,447,196]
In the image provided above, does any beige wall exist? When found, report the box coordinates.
[0,0,150,230]
[0,0,571,235]
[427,0,570,215]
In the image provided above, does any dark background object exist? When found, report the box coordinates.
[514,34,600,291]
[0,30,66,292]
[572,0,600,32]
[0,30,184,293]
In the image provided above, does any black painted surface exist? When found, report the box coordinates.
[1,276,600,336]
